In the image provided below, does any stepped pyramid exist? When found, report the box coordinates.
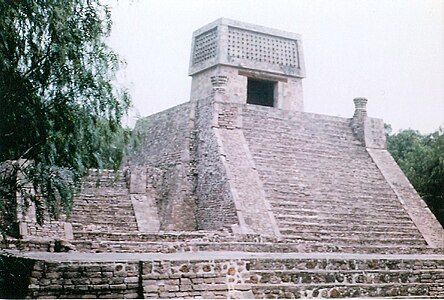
[3,18,444,299]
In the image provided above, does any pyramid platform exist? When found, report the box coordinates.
[1,18,444,299]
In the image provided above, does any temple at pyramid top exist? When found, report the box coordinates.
[189,18,306,111]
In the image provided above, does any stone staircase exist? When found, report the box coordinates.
[242,105,427,250]
[247,255,444,298]
[68,169,139,234]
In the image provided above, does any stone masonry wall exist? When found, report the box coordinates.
[3,251,444,299]
[194,97,239,230]
[25,221,70,240]
[190,66,247,103]
[0,160,71,240]
[26,260,141,299]
[190,65,303,112]
[0,253,252,299]
[142,259,252,299]
[19,200,71,241]
[363,117,386,149]
[350,98,386,149]
[128,103,197,231]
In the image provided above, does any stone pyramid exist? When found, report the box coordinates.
[2,18,444,299]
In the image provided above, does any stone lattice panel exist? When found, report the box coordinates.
[189,19,305,77]
[192,28,218,65]
[227,27,299,68]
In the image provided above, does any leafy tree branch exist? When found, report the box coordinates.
[0,0,131,236]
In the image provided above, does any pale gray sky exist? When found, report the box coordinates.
[106,0,444,133]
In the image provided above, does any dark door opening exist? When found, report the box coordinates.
[247,78,275,107]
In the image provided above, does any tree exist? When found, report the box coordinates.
[0,0,130,236]
[386,127,444,226]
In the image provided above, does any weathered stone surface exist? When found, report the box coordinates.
[367,148,444,248]
[2,18,443,300]
[189,18,305,111]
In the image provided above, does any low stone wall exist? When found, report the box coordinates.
[25,220,70,240]
[0,253,252,299]
[2,251,444,299]
[142,259,251,299]
[28,260,141,299]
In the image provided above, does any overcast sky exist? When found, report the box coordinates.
[105,0,444,133]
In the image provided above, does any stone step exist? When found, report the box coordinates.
[248,142,365,157]
[257,166,379,178]
[249,269,444,285]
[79,192,129,199]
[254,160,381,175]
[267,196,404,211]
[71,217,137,224]
[267,196,403,212]
[253,160,382,176]
[72,231,209,242]
[71,205,135,211]
[270,207,412,221]
[243,120,357,139]
[276,214,415,227]
[72,218,137,225]
[244,124,357,138]
[243,107,352,125]
[256,167,384,181]
[250,283,438,298]
[279,228,423,240]
[243,117,353,130]
[71,219,137,226]
[245,130,359,142]
[264,182,395,195]
[249,137,361,149]
[71,206,135,214]
[262,177,392,190]
[72,204,135,211]
[246,138,362,152]
[73,199,133,205]
[72,225,138,233]
[80,182,127,189]
[267,178,385,190]
[70,239,436,254]
[244,119,355,132]
[247,257,444,271]
[79,192,129,197]
[255,160,380,172]
[277,221,419,234]
[244,118,354,134]
[282,235,426,247]
[268,201,404,216]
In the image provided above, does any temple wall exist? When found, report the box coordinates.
[128,103,197,230]
[190,65,303,111]
[194,98,239,230]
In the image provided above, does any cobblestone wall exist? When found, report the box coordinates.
[26,260,141,298]
[142,259,252,298]
[2,252,444,299]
